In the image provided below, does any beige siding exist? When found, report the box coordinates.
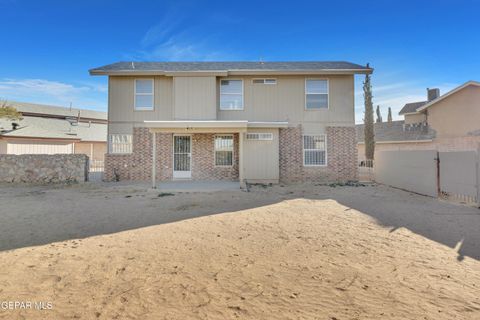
[108,74,355,132]
[173,76,216,120]
[404,113,426,124]
[427,85,480,138]
[6,139,74,154]
[108,76,173,124]
[243,128,279,182]
[217,75,355,131]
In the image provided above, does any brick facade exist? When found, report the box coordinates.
[105,128,238,181]
[279,125,358,183]
[105,126,357,183]
[191,133,239,180]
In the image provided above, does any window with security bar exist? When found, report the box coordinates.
[215,135,234,166]
[109,134,132,154]
[246,133,273,141]
[303,135,326,166]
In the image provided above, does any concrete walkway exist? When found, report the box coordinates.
[157,180,241,192]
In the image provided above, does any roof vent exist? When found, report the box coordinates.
[427,88,440,101]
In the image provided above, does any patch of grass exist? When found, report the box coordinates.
[158,192,175,197]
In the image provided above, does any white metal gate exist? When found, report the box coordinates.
[88,159,104,181]
[173,135,191,179]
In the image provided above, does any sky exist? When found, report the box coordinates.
[0,0,479,123]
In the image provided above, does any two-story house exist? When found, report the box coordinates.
[89,61,372,187]
[357,81,480,161]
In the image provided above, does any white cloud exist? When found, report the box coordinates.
[130,9,238,61]
[0,78,107,110]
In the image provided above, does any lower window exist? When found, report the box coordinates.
[109,134,132,154]
[215,135,233,166]
[303,135,326,166]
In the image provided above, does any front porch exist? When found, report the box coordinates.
[145,120,288,189]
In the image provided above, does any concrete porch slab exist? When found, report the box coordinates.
[157,180,241,192]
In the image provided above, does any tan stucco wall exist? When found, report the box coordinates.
[243,128,279,182]
[107,74,355,136]
[375,150,438,197]
[74,142,107,161]
[357,135,480,161]
[427,85,480,138]
[404,113,426,124]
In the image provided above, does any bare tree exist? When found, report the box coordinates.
[363,67,375,160]
[0,100,23,121]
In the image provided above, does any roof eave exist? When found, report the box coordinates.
[90,68,373,76]
[399,111,421,116]
[416,80,480,112]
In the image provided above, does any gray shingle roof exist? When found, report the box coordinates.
[356,121,435,143]
[8,101,107,120]
[0,116,107,142]
[398,101,427,115]
[90,61,371,74]
[0,101,107,142]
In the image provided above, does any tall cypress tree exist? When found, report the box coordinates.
[363,68,375,160]
[376,105,382,123]
[387,107,393,123]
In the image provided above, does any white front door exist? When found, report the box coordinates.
[173,135,192,179]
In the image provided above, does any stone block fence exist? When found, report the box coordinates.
[0,154,89,183]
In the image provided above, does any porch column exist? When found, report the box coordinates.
[239,131,245,188]
[151,131,156,189]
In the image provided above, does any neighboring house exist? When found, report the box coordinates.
[0,101,107,163]
[89,61,372,185]
[356,81,480,161]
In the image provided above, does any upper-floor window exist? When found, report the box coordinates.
[135,79,154,110]
[252,78,277,85]
[220,80,243,110]
[305,79,328,109]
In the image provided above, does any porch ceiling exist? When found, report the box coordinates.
[144,120,288,133]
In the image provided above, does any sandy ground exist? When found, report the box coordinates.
[0,182,479,319]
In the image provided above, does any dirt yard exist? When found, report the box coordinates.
[0,182,479,319]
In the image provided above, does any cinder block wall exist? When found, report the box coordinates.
[279,125,358,183]
[0,154,88,183]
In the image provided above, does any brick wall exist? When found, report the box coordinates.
[105,128,238,181]
[191,133,239,180]
[279,125,358,183]
[106,126,357,183]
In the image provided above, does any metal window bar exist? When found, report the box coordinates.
[215,135,233,166]
[109,134,132,154]
[303,135,326,165]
